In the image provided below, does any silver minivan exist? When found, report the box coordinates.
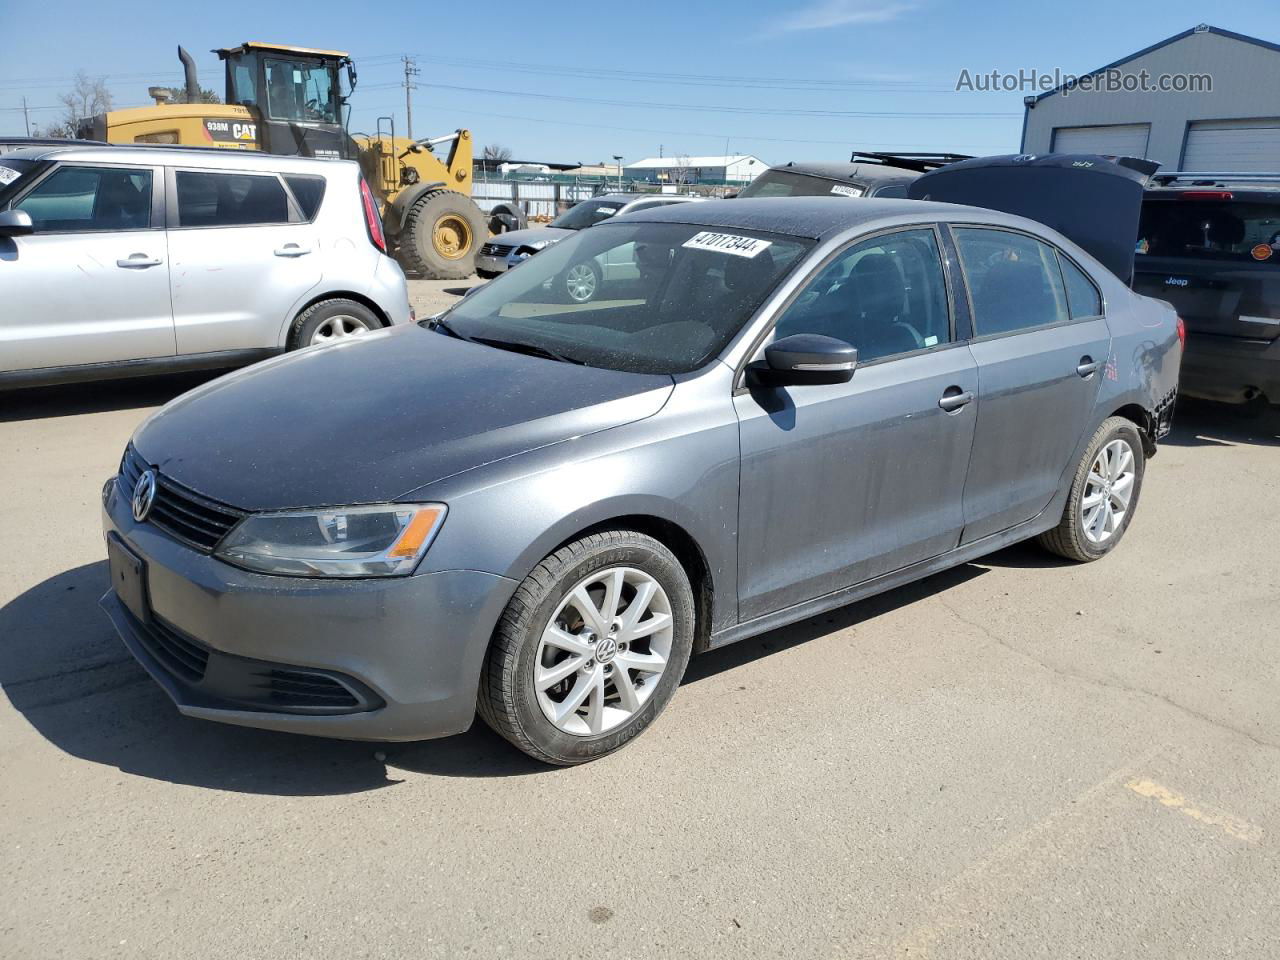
[0,145,412,389]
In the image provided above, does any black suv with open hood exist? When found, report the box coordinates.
[1133,173,1280,407]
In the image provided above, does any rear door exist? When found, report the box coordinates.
[1133,194,1280,343]
[951,225,1111,543]
[165,166,322,354]
[1,160,173,372]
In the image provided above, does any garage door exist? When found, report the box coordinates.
[1051,124,1151,158]
[1182,118,1280,171]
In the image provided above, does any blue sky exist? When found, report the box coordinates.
[2,1,1276,165]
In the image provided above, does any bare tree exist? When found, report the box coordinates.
[47,71,114,138]
[482,143,514,163]
[667,155,695,185]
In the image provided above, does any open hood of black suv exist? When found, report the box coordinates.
[909,153,1160,284]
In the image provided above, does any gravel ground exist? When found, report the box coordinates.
[2,309,1278,958]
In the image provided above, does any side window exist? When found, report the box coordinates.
[954,228,1070,336]
[16,165,152,232]
[283,174,326,221]
[873,183,909,199]
[772,227,951,363]
[1058,253,1103,319]
[175,171,291,227]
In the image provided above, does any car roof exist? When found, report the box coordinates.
[611,195,1008,240]
[768,161,920,185]
[0,143,357,174]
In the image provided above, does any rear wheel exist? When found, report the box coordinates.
[1037,416,1145,562]
[288,298,382,350]
[398,189,487,280]
[478,529,695,765]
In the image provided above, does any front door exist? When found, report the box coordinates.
[735,226,978,621]
[166,167,321,354]
[2,162,172,372]
[950,226,1112,542]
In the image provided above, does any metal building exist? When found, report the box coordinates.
[1021,24,1280,171]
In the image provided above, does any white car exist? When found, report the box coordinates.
[0,144,412,389]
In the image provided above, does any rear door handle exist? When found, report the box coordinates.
[116,255,163,268]
[1077,356,1101,378]
[274,244,311,257]
[938,388,975,412]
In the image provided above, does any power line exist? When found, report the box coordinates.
[354,79,1017,120]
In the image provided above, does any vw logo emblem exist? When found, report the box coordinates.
[132,469,157,523]
[595,636,618,665]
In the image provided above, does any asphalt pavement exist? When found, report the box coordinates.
[2,282,1277,958]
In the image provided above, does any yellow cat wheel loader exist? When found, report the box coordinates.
[77,43,510,279]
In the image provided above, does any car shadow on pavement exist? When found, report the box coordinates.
[1162,398,1280,447]
[0,372,223,423]
[683,563,987,685]
[0,561,554,792]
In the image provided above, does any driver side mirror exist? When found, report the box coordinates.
[0,209,33,237]
[746,333,858,388]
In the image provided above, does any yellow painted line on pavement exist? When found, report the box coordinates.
[1125,778,1262,843]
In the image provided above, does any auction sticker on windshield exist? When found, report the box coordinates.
[830,184,864,197]
[0,166,21,186]
[683,231,773,258]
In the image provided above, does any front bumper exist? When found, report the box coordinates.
[474,245,533,275]
[100,478,517,741]
[1181,333,1280,404]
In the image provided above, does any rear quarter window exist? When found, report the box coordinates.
[283,174,326,221]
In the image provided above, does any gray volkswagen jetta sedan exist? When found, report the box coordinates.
[101,187,1182,765]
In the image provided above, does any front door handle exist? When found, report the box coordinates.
[938,388,975,412]
[274,244,311,257]
[116,254,163,268]
[1077,356,1101,378]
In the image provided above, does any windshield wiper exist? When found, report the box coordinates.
[469,336,586,365]
[429,317,470,341]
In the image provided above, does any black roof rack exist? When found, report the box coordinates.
[1150,170,1280,185]
[849,151,973,173]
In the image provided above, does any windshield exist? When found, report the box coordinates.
[737,169,866,199]
[1138,198,1280,264]
[551,198,628,230]
[264,58,339,123]
[441,221,812,374]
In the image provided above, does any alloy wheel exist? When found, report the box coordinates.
[533,567,673,736]
[565,264,597,303]
[310,314,373,346]
[1081,438,1136,544]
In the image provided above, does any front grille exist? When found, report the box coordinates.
[120,445,245,551]
[479,242,507,256]
[136,613,210,684]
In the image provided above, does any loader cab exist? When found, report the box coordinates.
[216,42,355,160]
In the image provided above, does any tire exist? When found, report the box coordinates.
[560,259,602,304]
[478,529,696,765]
[475,268,502,280]
[398,189,487,280]
[1037,416,1146,562]
[488,201,527,234]
[288,298,382,350]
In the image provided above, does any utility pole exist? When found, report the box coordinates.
[402,56,420,140]
[22,96,31,136]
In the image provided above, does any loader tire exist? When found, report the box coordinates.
[398,189,486,280]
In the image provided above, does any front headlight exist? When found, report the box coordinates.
[215,503,446,578]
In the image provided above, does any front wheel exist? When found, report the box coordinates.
[1037,416,1146,562]
[478,530,695,765]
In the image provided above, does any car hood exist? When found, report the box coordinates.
[490,226,573,249]
[133,324,674,511]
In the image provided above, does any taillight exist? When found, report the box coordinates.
[1178,190,1233,200]
[359,178,386,253]
[1176,315,1186,348]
